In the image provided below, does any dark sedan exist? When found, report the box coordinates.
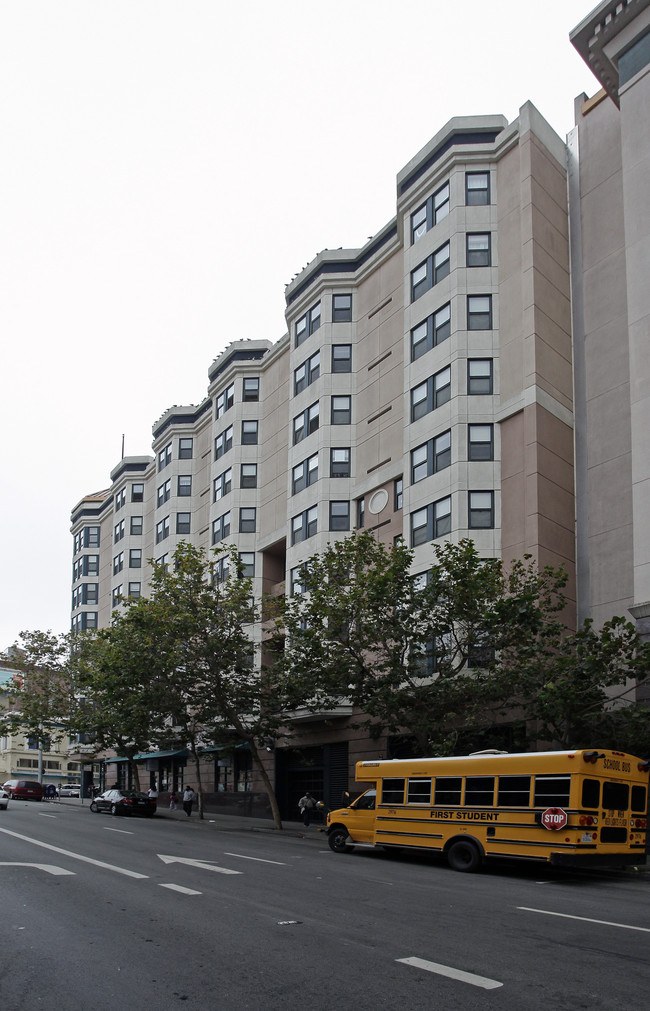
[89,789,156,817]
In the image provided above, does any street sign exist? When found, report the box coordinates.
[541,807,568,830]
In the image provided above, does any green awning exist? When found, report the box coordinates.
[105,748,189,764]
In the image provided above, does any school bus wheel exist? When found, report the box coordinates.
[446,838,482,873]
[328,825,354,853]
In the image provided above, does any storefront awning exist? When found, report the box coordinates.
[105,748,189,764]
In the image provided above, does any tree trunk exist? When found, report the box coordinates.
[192,751,204,819]
[250,741,283,829]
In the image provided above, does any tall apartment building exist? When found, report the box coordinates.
[569,0,650,681]
[71,100,575,816]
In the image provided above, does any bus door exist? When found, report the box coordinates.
[343,789,376,842]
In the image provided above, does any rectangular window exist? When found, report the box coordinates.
[407,778,432,804]
[131,483,144,503]
[178,437,193,459]
[466,171,490,205]
[468,490,494,529]
[242,377,259,402]
[293,402,319,444]
[238,552,255,578]
[434,776,462,805]
[331,395,351,425]
[466,233,491,267]
[216,383,235,419]
[411,242,450,302]
[290,564,306,596]
[292,453,318,494]
[239,507,256,533]
[332,293,352,322]
[215,425,234,460]
[82,583,98,605]
[86,555,99,576]
[157,479,171,507]
[176,512,191,534]
[112,586,123,608]
[468,358,493,395]
[411,430,451,483]
[411,366,451,422]
[468,424,494,461]
[411,181,450,244]
[240,463,257,488]
[158,442,172,471]
[381,778,405,804]
[178,475,192,497]
[330,448,350,478]
[241,420,258,445]
[155,516,170,543]
[497,776,531,807]
[291,505,317,545]
[130,516,143,536]
[533,775,571,807]
[411,302,451,361]
[114,519,125,543]
[332,344,352,373]
[129,548,142,568]
[128,582,141,599]
[467,294,492,330]
[464,776,495,806]
[294,350,320,395]
[114,487,125,510]
[212,511,231,544]
[329,501,350,531]
[212,556,230,584]
[295,301,321,347]
[411,496,451,546]
[214,468,232,502]
[394,477,403,510]
[357,497,365,529]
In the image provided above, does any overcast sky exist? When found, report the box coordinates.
[0,0,600,650]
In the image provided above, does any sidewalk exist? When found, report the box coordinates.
[55,795,326,839]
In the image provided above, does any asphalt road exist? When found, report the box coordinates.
[1,799,649,1010]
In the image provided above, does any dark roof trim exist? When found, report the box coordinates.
[110,460,152,483]
[399,130,503,196]
[286,225,398,307]
[152,398,213,440]
[208,348,268,383]
[71,497,113,524]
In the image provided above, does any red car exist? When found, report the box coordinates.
[2,779,44,801]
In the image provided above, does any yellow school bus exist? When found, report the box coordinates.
[325,749,649,872]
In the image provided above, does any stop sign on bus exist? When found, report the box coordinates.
[541,807,568,830]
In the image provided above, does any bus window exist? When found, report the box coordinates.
[582,779,600,808]
[434,777,462,805]
[497,775,530,807]
[602,782,629,810]
[464,776,495,806]
[381,778,405,804]
[534,775,571,807]
[407,778,432,804]
[632,785,647,813]
[352,789,376,810]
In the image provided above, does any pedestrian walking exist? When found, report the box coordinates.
[169,790,178,810]
[298,791,318,826]
[148,784,159,800]
[182,785,196,817]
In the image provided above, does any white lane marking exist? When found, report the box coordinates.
[104,828,134,835]
[159,883,202,895]
[223,852,286,866]
[518,906,650,933]
[0,827,148,879]
[38,814,57,819]
[397,957,503,990]
[157,854,241,875]
[0,862,75,876]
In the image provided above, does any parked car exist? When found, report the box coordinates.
[58,784,81,797]
[2,780,44,801]
[89,789,156,817]
[0,786,9,811]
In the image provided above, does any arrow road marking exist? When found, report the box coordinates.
[518,907,650,933]
[397,957,503,990]
[0,827,148,879]
[223,852,287,865]
[157,854,242,875]
[0,862,75,876]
